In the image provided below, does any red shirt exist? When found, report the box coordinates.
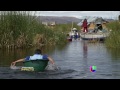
[82,20,87,27]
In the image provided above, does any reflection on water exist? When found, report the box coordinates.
[0,40,120,79]
[0,44,67,67]
[0,49,34,66]
[83,41,88,59]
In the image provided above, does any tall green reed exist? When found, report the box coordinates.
[0,11,68,49]
[105,21,120,48]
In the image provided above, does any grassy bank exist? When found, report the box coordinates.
[0,11,68,49]
[51,23,81,33]
[105,21,120,48]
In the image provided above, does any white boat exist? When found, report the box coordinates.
[80,31,110,41]
[79,17,110,41]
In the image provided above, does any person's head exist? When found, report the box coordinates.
[84,18,87,21]
[34,49,42,54]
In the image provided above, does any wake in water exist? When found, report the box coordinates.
[10,65,21,70]
[45,63,61,71]
[10,63,61,71]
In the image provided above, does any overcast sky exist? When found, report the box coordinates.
[35,11,120,19]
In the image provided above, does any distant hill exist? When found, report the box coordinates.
[105,19,115,22]
[36,16,81,24]
[35,16,115,25]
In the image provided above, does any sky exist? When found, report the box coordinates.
[35,11,120,19]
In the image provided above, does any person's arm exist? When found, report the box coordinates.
[11,58,25,66]
[47,56,55,64]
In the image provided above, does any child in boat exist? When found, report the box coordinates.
[11,49,55,66]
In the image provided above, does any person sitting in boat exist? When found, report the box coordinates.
[74,31,78,40]
[97,24,103,30]
[11,49,55,66]
[93,24,103,33]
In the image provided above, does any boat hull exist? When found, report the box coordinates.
[80,32,109,41]
[23,60,49,72]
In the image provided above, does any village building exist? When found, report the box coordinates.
[42,21,56,26]
[42,22,48,26]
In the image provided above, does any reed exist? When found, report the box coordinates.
[52,23,80,33]
[105,21,120,48]
[0,11,69,49]
[0,11,34,49]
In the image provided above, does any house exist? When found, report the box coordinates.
[42,22,48,26]
[48,21,56,26]
[42,21,56,26]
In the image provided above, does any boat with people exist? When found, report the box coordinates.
[10,59,49,72]
[79,17,110,41]
[68,28,80,40]
[10,59,59,72]
[10,49,57,72]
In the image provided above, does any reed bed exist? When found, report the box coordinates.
[0,11,68,49]
[105,21,120,48]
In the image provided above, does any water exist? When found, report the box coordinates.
[0,39,120,79]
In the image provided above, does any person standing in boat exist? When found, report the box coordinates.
[11,49,55,66]
[82,19,88,33]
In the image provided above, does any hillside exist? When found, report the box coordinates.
[35,16,115,25]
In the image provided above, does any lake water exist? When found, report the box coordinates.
[0,39,120,79]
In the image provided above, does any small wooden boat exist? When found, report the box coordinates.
[22,59,49,72]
